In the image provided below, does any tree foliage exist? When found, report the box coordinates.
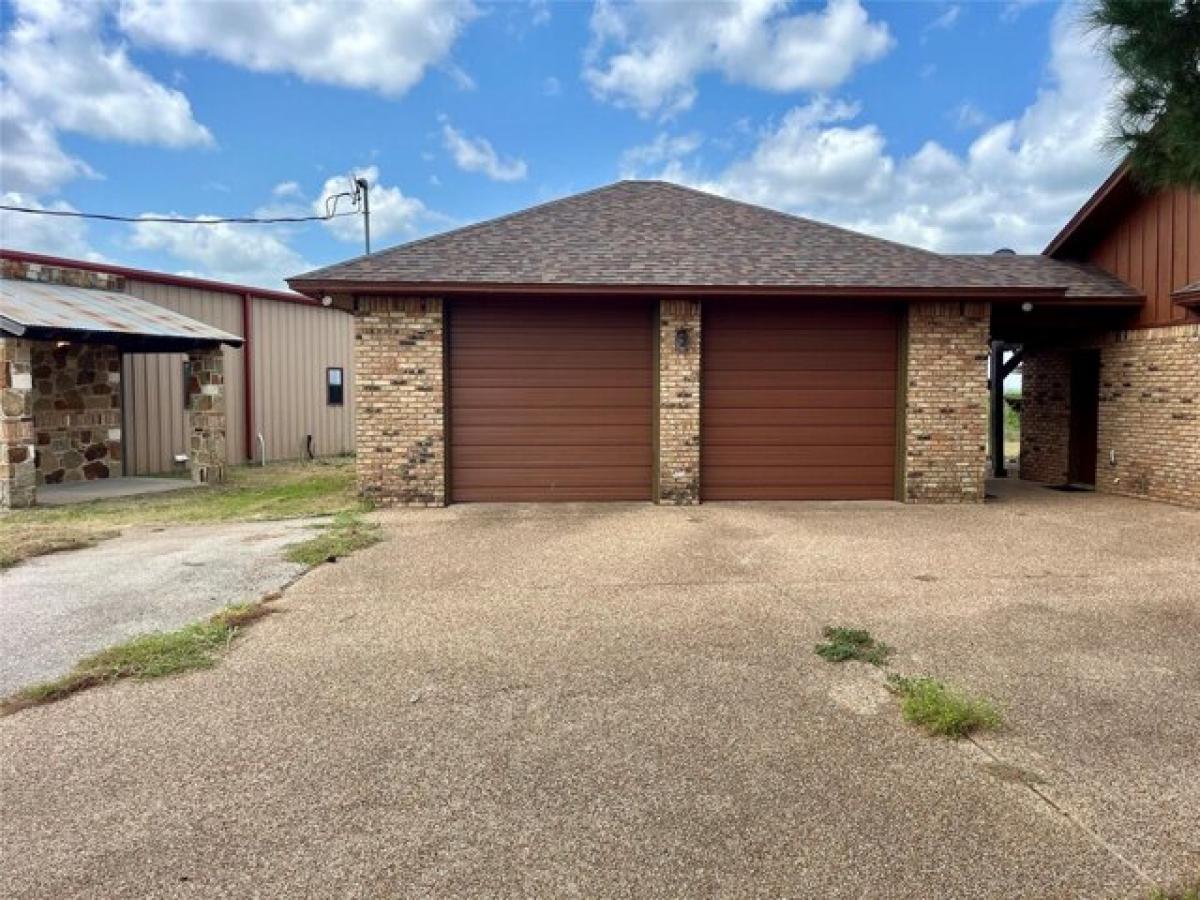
[1091,0,1200,188]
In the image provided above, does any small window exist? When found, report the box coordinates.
[326,367,344,406]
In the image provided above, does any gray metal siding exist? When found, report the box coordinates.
[250,297,354,461]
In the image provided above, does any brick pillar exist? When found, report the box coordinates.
[1019,348,1071,484]
[186,346,227,484]
[0,336,37,508]
[903,301,990,503]
[354,297,445,507]
[656,300,701,504]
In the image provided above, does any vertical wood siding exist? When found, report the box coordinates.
[1087,188,1200,328]
[122,281,246,474]
[249,297,354,462]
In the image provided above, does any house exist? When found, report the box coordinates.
[1006,167,1199,508]
[0,250,354,509]
[289,179,1191,507]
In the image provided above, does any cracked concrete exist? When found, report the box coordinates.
[0,480,1197,898]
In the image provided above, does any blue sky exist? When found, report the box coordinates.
[0,0,1119,289]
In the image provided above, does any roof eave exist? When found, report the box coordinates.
[287,278,1083,302]
[9,324,242,351]
[1043,161,1132,258]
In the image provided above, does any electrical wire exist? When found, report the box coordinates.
[0,205,361,225]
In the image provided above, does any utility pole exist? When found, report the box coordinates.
[355,176,371,255]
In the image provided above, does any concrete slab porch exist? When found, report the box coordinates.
[33,476,193,507]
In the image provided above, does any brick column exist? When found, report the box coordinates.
[0,336,37,508]
[1019,348,1071,484]
[354,297,445,507]
[903,301,990,503]
[186,346,227,484]
[657,299,701,504]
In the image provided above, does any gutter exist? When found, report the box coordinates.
[242,292,255,462]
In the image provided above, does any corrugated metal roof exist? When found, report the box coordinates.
[0,279,242,345]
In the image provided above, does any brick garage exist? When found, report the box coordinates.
[289,180,1149,508]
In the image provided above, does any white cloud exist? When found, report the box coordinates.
[584,0,892,118]
[0,192,103,260]
[952,101,989,130]
[650,3,1119,253]
[2,0,212,149]
[0,91,96,194]
[118,0,478,97]
[924,5,961,33]
[272,181,302,198]
[314,166,434,243]
[441,122,528,182]
[543,76,562,97]
[129,215,311,289]
[620,132,703,177]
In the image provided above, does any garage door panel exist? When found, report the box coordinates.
[703,465,895,487]
[453,407,651,427]
[451,466,650,489]
[450,298,653,502]
[704,424,896,446]
[702,300,899,501]
[454,386,653,408]
[452,349,650,369]
[707,370,896,390]
[452,368,652,389]
[705,349,897,370]
[703,407,896,428]
[704,388,896,409]
[704,445,896,467]
[453,444,652,466]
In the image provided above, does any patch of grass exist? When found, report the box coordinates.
[0,600,278,716]
[815,626,893,666]
[284,512,382,566]
[887,674,1002,739]
[1148,877,1200,900]
[0,458,365,569]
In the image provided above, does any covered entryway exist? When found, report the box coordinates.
[448,297,654,502]
[701,301,900,500]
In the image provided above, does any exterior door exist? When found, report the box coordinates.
[702,300,899,500]
[1068,350,1100,486]
[448,297,654,502]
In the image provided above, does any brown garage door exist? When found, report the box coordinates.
[702,301,899,500]
[449,297,654,502]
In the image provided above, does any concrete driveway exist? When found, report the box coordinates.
[1,481,1197,898]
[0,519,317,694]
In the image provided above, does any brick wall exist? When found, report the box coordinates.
[1018,348,1071,484]
[903,301,990,503]
[1096,323,1199,507]
[0,336,36,509]
[657,300,701,504]
[354,297,445,506]
[30,341,123,485]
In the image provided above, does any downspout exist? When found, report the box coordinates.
[242,292,255,462]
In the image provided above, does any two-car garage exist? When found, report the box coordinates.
[447,297,899,503]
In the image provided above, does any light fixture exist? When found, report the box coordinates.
[321,295,334,307]
[675,327,690,352]
[1021,301,1034,313]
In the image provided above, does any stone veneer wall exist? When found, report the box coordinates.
[1018,348,1071,484]
[1096,323,1199,507]
[354,297,445,506]
[31,341,123,484]
[2,258,124,291]
[186,346,227,484]
[903,301,990,503]
[657,300,701,504]
[0,337,36,508]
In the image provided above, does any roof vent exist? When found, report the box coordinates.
[993,247,1017,256]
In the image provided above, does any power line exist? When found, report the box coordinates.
[0,205,360,225]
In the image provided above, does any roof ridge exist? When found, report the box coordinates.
[294,181,634,282]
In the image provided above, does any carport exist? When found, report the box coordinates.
[0,279,243,509]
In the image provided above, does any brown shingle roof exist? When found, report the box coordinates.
[949,254,1142,299]
[1174,279,1200,307]
[291,181,1084,295]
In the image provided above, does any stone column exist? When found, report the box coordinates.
[903,301,990,503]
[354,297,445,506]
[657,299,701,504]
[186,345,227,484]
[0,336,37,508]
